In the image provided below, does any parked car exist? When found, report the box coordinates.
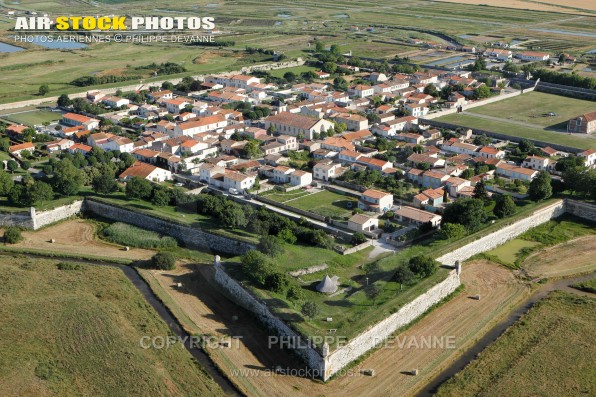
[229,188,240,195]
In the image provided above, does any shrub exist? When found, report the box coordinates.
[439,223,467,240]
[257,235,284,257]
[352,232,368,245]
[392,264,415,285]
[286,285,304,303]
[408,255,438,278]
[240,250,274,286]
[265,273,290,293]
[301,301,320,319]
[3,227,23,244]
[102,222,177,249]
[151,252,176,270]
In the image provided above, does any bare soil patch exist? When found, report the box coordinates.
[5,219,154,261]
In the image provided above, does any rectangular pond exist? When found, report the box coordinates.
[0,42,25,52]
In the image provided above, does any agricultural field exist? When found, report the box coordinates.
[435,291,596,397]
[280,189,358,219]
[436,113,596,150]
[436,0,596,14]
[3,0,594,103]
[466,92,596,130]
[0,254,223,397]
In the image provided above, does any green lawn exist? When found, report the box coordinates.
[1,109,63,126]
[0,255,224,397]
[467,92,596,130]
[268,65,318,78]
[260,188,312,203]
[435,292,596,397]
[285,190,358,219]
[437,113,596,150]
[486,238,540,265]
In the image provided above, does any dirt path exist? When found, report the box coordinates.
[4,220,154,261]
[144,260,530,397]
[523,235,596,278]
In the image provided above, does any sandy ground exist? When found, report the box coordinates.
[3,220,154,261]
[435,0,596,14]
[144,260,530,397]
[523,235,596,279]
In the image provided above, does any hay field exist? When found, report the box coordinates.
[0,255,224,397]
[435,291,596,397]
[436,0,596,14]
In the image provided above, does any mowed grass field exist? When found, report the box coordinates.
[0,255,223,397]
[435,291,596,397]
[437,113,596,150]
[467,92,596,130]
[284,189,357,219]
[1,109,63,126]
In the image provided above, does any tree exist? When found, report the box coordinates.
[241,140,263,159]
[439,222,467,240]
[301,301,320,320]
[92,173,117,195]
[257,235,284,257]
[518,139,534,153]
[469,57,486,72]
[161,81,174,91]
[219,202,247,228]
[0,171,14,196]
[6,160,18,174]
[473,134,491,146]
[473,85,491,99]
[473,180,489,201]
[314,40,325,53]
[423,84,438,97]
[125,177,153,199]
[562,166,586,195]
[241,250,273,286]
[52,159,84,196]
[28,181,54,206]
[352,232,368,245]
[286,285,304,303]
[277,228,296,244]
[283,71,296,83]
[20,161,31,171]
[528,171,552,201]
[57,93,71,107]
[408,255,438,278]
[265,272,290,293]
[151,186,171,207]
[38,84,49,96]
[442,198,487,231]
[3,227,23,244]
[493,195,516,218]
[322,62,337,74]
[392,264,415,286]
[365,284,382,304]
[333,76,348,91]
[151,252,176,270]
